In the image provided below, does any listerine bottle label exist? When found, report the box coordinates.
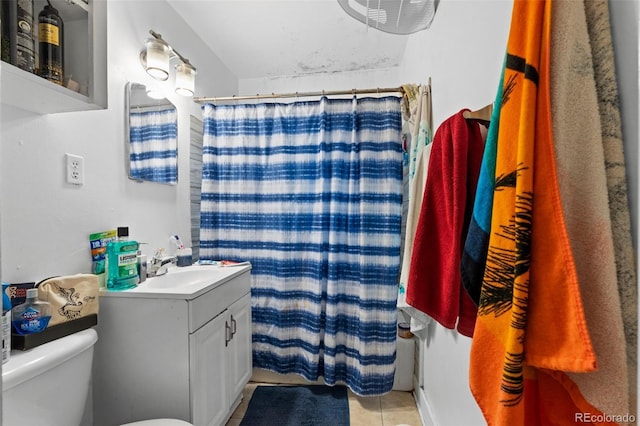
[118,251,138,277]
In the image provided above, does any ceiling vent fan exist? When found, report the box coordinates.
[337,0,437,35]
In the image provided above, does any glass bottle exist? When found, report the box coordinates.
[1,0,36,73]
[38,0,64,85]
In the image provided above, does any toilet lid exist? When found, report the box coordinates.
[120,419,193,426]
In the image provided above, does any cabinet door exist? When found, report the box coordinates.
[227,292,253,402]
[190,310,229,426]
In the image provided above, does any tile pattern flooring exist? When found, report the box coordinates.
[225,382,423,426]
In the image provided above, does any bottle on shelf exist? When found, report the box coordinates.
[1,0,36,73]
[38,0,64,85]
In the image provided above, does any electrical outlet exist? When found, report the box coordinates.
[66,153,84,185]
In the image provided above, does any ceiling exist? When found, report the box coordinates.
[166,0,412,80]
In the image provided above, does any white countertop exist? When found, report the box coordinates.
[99,264,251,300]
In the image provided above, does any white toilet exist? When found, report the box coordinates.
[2,328,98,426]
[2,328,192,426]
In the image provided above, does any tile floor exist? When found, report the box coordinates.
[225,382,423,426]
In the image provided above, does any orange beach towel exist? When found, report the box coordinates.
[468,1,607,424]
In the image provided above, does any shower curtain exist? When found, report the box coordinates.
[129,108,178,184]
[200,96,403,396]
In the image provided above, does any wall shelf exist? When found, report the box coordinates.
[0,0,106,114]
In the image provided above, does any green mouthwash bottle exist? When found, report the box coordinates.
[106,227,139,291]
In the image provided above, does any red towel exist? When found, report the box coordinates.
[405,110,484,337]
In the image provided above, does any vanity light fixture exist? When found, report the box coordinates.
[140,29,197,97]
[175,62,197,97]
[142,37,170,80]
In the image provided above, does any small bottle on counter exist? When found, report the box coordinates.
[106,227,139,291]
[177,247,193,267]
[11,288,51,335]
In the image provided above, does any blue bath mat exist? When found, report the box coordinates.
[240,385,350,426]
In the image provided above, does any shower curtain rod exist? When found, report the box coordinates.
[194,86,405,103]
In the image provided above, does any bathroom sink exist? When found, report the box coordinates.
[145,267,218,289]
[99,264,251,299]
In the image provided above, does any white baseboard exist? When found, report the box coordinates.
[413,376,436,426]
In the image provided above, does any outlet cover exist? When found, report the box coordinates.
[66,153,84,185]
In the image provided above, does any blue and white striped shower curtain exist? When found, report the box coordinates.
[129,108,178,184]
[200,96,403,396]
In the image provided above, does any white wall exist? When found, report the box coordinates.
[609,0,640,418]
[0,1,237,283]
[240,67,401,96]
[609,0,639,250]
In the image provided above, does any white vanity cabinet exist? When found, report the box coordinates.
[190,293,252,426]
[1,0,107,113]
[93,266,252,426]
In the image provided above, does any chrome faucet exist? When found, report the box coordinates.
[148,249,177,277]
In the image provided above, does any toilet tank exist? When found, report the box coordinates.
[2,328,98,426]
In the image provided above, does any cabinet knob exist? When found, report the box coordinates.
[231,315,237,337]
[225,320,232,347]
